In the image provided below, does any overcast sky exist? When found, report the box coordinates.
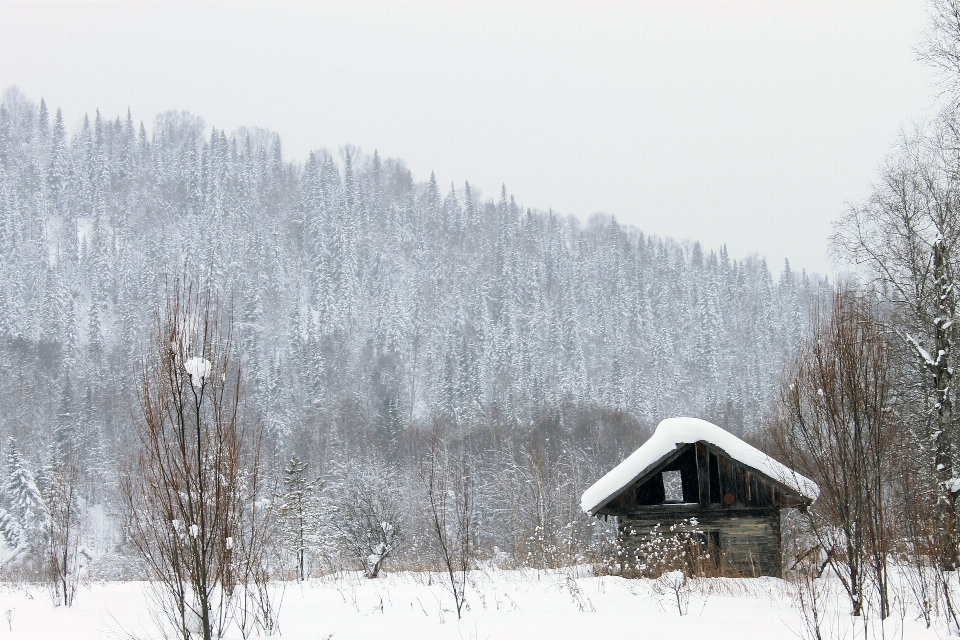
[0,1,938,275]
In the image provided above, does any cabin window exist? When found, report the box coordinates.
[634,447,701,506]
[663,470,683,502]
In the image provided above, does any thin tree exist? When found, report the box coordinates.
[772,286,896,618]
[420,428,474,620]
[43,446,82,606]
[122,276,269,640]
[277,454,322,581]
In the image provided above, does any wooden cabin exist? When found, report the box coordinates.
[581,417,818,577]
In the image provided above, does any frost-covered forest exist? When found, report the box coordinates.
[13,1,960,638]
[0,85,818,539]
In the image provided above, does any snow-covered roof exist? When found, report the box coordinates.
[580,417,819,515]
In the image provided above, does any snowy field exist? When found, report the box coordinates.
[0,568,948,640]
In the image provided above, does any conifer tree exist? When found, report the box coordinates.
[1,441,48,566]
[276,454,323,581]
[48,108,76,265]
[0,92,825,576]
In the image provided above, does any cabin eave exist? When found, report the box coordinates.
[596,440,810,516]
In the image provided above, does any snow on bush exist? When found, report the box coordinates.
[183,356,211,387]
[627,517,712,578]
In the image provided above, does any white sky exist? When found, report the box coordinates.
[0,1,938,275]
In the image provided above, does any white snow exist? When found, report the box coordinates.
[907,333,939,367]
[0,569,943,640]
[580,417,819,515]
[184,357,211,387]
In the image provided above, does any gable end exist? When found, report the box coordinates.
[597,440,811,516]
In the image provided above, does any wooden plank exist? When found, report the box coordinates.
[617,509,783,577]
[696,442,711,508]
[620,507,778,527]
[675,447,700,503]
[718,455,736,509]
[699,442,813,508]
[709,453,721,504]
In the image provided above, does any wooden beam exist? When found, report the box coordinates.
[696,441,711,507]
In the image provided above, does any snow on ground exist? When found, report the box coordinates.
[0,568,945,640]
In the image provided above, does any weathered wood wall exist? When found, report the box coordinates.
[616,507,782,577]
[594,440,808,578]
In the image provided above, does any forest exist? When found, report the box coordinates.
[10,2,960,639]
[0,83,819,578]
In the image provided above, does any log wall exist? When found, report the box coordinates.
[617,507,782,577]
[594,440,808,578]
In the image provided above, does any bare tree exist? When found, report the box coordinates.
[919,0,960,105]
[786,533,829,640]
[833,105,960,574]
[834,9,960,625]
[43,447,83,607]
[830,111,960,640]
[234,457,279,639]
[332,462,405,579]
[772,286,897,618]
[420,428,474,620]
[122,277,270,640]
[893,460,941,629]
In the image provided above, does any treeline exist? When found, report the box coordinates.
[0,84,819,581]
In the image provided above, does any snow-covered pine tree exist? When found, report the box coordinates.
[1,440,48,569]
[0,92,825,574]
[48,108,75,266]
[36,98,48,143]
[276,454,323,581]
